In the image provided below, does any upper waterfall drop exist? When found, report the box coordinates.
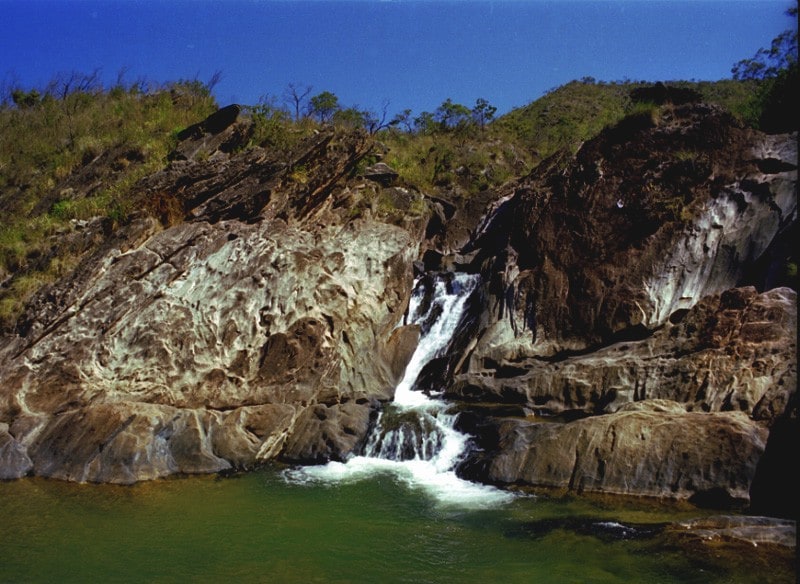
[393,273,481,407]
[283,272,514,507]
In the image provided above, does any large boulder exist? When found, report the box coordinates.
[463,105,796,359]
[474,400,768,505]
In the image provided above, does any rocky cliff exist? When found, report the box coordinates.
[0,122,423,482]
[440,104,797,512]
[0,101,796,520]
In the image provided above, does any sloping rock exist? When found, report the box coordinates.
[0,129,421,483]
[363,162,398,186]
[171,104,249,161]
[463,105,796,359]
[0,423,33,479]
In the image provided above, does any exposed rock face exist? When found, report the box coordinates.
[463,105,796,359]
[448,105,797,507]
[0,423,32,480]
[0,124,420,482]
[0,98,795,519]
[449,286,797,421]
[363,162,399,187]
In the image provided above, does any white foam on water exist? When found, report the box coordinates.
[283,273,515,508]
[283,454,514,509]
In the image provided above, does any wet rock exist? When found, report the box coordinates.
[27,403,231,484]
[506,516,668,542]
[665,515,796,549]
[279,402,373,464]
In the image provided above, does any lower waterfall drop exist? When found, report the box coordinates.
[284,273,513,507]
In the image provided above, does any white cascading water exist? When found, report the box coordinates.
[284,273,513,507]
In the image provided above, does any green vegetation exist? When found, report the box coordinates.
[493,77,770,163]
[496,79,634,160]
[0,72,217,327]
[731,1,798,132]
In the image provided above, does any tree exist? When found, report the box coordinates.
[731,0,797,82]
[332,107,367,129]
[731,1,798,131]
[391,108,414,133]
[11,88,41,108]
[283,83,313,121]
[308,91,340,123]
[434,98,471,131]
[413,110,437,135]
[361,100,395,134]
[471,98,497,129]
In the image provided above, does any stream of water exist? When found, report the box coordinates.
[284,273,511,507]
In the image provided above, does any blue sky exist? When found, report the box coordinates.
[1,1,793,116]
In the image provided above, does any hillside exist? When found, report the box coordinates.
[0,73,796,530]
[1,76,778,331]
[494,78,761,161]
[0,78,217,327]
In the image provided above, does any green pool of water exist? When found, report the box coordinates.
[0,468,792,583]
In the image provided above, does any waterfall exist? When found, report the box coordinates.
[284,273,513,507]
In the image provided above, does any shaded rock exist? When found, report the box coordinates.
[279,401,372,464]
[176,104,242,140]
[27,403,230,484]
[449,287,797,419]
[442,105,796,512]
[506,516,668,542]
[464,104,796,359]
[383,325,421,381]
[0,423,33,479]
[208,404,297,468]
[478,400,768,504]
[363,162,398,186]
[749,389,799,520]
[171,105,249,162]
[630,82,702,106]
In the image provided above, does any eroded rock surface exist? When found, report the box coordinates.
[450,286,797,421]
[0,125,420,483]
[475,401,768,503]
[0,99,796,519]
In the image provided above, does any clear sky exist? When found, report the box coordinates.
[1,0,793,116]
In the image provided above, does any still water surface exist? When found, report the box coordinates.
[1,468,790,584]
